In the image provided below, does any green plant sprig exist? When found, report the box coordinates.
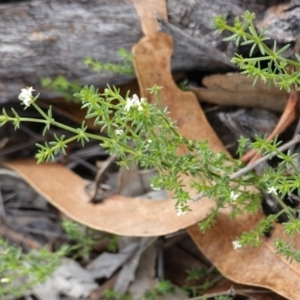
[1,85,260,217]
[0,238,68,298]
[84,48,134,75]
[4,85,293,233]
[4,12,300,261]
[214,11,300,92]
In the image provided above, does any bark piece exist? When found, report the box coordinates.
[1,0,297,102]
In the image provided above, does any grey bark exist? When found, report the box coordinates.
[0,0,298,103]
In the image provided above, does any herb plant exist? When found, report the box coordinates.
[1,12,300,293]
[214,11,300,92]
[0,238,68,298]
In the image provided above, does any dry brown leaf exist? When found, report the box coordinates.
[4,159,216,236]
[191,73,288,112]
[131,0,227,220]
[164,246,284,300]
[188,210,300,299]
[132,0,168,36]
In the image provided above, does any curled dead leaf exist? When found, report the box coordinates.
[191,73,288,112]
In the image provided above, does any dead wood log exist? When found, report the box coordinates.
[0,0,298,103]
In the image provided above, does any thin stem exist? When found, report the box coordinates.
[32,102,50,120]
[6,117,48,124]
[240,56,275,62]
[230,134,300,180]
[223,24,300,68]
[156,93,163,111]
[188,288,270,300]
[273,194,295,220]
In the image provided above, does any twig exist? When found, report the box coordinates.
[188,287,270,300]
[90,154,118,203]
[230,134,300,180]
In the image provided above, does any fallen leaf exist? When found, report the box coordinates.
[3,159,216,236]
[191,73,288,112]
[132,0,168,36]
[163,245,283,300]
[188,210,300,300]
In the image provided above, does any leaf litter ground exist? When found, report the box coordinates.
[0,81,289,300]
[0,0,299,299]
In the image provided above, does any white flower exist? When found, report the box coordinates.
[131,94,140,104]
[147,139,152,144]
[176,205,186,217]
[115,129,124,135]
[232,240,242,250]
[150,184,161,191]
[230,191,239,201]
[125,94,144,111]
[267,186,277,195]
[124,97,136,111]
[18,87,35,107]
[0,278,10,283]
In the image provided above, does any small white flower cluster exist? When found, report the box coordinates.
[267,186,277,195]
[230,191,239,201]
[232,240,242,250]
[176,204,186,217]
[125,94,146,111]
[18,87,35,107]
[144,139,152,149]
[150,183,161,191]
[115,129,124,135]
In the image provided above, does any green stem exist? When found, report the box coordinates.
[224,25,300,68]
[273,194,295,220]
[156,93,163,111]
[6,117,48,124]
[240,56,275,62]
[32,102,50,120]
